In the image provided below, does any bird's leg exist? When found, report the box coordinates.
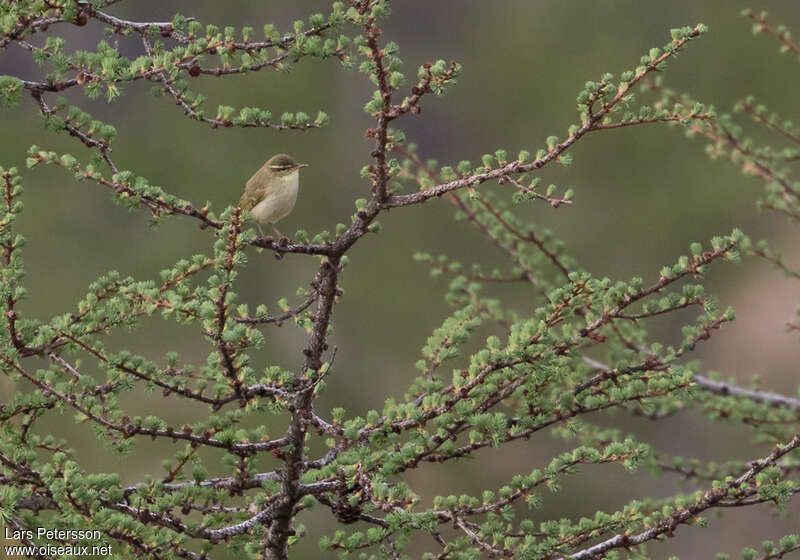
[256,223,267,238]
[271,224,284,238]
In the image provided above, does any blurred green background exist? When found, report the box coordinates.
[2,1,800,557]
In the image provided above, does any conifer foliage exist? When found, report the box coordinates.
[1,2,799,559]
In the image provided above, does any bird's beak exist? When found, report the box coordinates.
[297,163,309,169]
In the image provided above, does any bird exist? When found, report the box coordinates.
[238,153,307,238]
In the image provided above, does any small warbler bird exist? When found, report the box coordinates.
[238,153,308,238]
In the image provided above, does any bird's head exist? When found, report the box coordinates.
[267,154,308,177]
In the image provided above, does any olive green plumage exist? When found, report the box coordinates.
[239,154,301,211]
[238,153,306,237]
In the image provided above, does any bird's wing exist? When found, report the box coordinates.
[238,167,269,210]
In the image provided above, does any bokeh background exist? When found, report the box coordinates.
[2,1,800,558]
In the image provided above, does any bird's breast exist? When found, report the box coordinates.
[250,173,299,224]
